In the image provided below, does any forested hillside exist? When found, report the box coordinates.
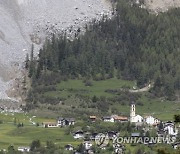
[27,0,180,105]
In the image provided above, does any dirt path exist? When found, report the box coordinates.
[129,84,152,93]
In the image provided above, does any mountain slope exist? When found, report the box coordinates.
[0,0,111,99]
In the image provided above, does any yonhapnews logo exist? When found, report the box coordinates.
[95,133,109,147]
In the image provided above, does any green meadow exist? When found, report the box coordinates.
[111,95,180,121]
[0,113,80,150]
[44,78,134,98]
[42,78,180,121]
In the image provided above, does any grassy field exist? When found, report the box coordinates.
[111,95,180,121]
[41,78,180,121]
[44,78,134,98]
[0,113,81,150]
[0,112,179,152]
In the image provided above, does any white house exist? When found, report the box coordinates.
[134,115,143,123]
[65,144,74,151]
[144,116,160,125]
[73,130,84,139]
[164,122,178,136]
[172,142,180,149]
[18,147,30,152]
[102,116,114,122]
[57,117,75,126]
[43,122,58,128]
[83,141,93,150]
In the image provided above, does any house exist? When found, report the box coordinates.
[114,147,123,154]
[18,147,30,152]
[102,116,114,122]
[65,118,75,125]
[131,133,140,137]
[73,130,84,139]
[57,117,65,126]
[87,149,94,154]
[43,122,58,128]
[83,141,93,150]
[90,133,98,140]
[157,130,165,137]
[113,116,128,122]
[144,116,160,126]
[164,121,178,136]
[64,144,74,151]
[107,131,118,139]
[133,115,143,123]
[89,116,97,122]
[172,142,180,149]
[57,117,75,126]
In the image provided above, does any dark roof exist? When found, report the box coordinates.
[108,131,117,135]
[131,133,140,137]
[58,117,64,121]
[64,144,73,148]
[172,142,180,146]
[65,118,75,122]
[74,130,84,134]
[102,116,111,119]
[58,117,75,121]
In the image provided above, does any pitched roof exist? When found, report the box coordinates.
[113,116,128,120]
[43,122,57,125]
[90,116,97,119]
[102,116,112,119]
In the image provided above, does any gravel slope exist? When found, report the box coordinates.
[0,0,112,100]
[144,0,180,12]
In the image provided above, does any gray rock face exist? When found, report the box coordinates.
[0,0,111,99]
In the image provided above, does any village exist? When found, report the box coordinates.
[15,103,180,153]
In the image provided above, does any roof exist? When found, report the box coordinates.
[65,118,75,122]
[102,116,112,119]
[83,141,92,144]
[172,142,180,146]
[131,133,140,137]
[58,117,64,120]
[135,115,143,118]
[74,130,84,134]
[113,116,128,120]
[90,116,97,119]
[65,144,73,148]
[58,117,75,121]
[43,122,57,125]
[58,117,75,122]
[18,147,30,149]
[144,115,154,118]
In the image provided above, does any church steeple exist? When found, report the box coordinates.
[130,103,136,123]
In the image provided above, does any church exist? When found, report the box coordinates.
[130,103,143,123]
[130,103,160,126]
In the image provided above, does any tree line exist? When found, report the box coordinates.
[27,0,180,102]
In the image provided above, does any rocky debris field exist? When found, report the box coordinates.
[144,0,180,12]
[0,0,112,100]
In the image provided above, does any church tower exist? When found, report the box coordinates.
[130,103,136,123]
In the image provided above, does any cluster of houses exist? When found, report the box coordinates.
[43,117,75,128]
[38,103,179,153]
[42,103,170,128]
[65,130,123,153]
[90,104,162,126]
